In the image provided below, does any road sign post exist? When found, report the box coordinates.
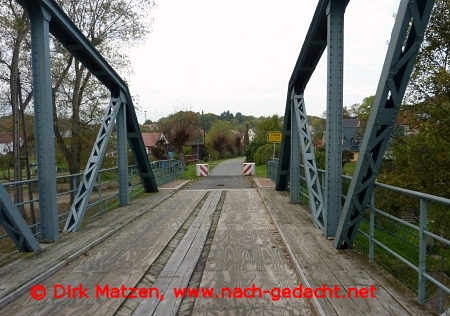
[267,131,282,159]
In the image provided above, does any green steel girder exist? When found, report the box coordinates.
[0,182,41,252]
[64,96,124,232]
[18,0,158,194]
[334,0,435,249]
[292,91,324,229]
[325,0,345,238]
[276,0,350,191]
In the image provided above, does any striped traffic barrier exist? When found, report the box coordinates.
[243,163,255,176]
[196,164,209,177]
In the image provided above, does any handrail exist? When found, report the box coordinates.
[268,159,450,308]
[0,160,183,249]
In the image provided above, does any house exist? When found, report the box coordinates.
[141,132,169,155]
[143,123,159,131]
[242,128,256,143]
[342,118,361,161]
[321,118,361,162]
[0,132,23,155]
[184,130,205,159]
[0,132,14,155]
[248,128,256,142]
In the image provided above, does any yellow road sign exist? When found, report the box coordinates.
[267,131,282,143]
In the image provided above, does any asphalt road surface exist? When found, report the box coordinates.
[209,157,245,176]
[184,157,254,190]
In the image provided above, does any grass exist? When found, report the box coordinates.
[343,162,356,175]
[255,164,267,178]
[183,164,198,180]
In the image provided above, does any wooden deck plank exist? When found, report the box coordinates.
[192,188,316,315]
[134,191,222,315]
[259,187,434,316]
[0,190,176,302]
[158,191,221,278]
[0,190,207,316]
[132,276,180,316]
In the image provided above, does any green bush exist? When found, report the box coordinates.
[314,147,326,170]
[183,145,192,156]
[244,137,267,162]
[254,143,280,165]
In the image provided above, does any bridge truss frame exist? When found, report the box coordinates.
[276,0,435,245]
[0,0,158,251]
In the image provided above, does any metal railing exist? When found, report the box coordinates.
[268,159,450,312]
[267,158,279,183]
[0,160,183,253]
[150,159,184,186]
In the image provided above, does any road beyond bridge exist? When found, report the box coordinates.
[0,159,433,315]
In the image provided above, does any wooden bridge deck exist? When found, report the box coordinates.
[0,179,435,315]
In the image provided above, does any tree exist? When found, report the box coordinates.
[308,116,326,142]
[49,0,156,176]
[206,121,235,159]
[243,123,250,147]
[160,111,199,168]
[379,0,450,239]
[234,133,243,156]
[254,115,283,141]
[342,149,354,167]
[150,139,168,160]
[254,143,280,165]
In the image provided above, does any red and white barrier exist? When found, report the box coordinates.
[243,163,255,176]
[196,164,209,177]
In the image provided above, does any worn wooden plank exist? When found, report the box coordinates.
[159,191,221,278]
[134,191,222,315]
[132,276,182,316]
[192,188,316,315]
[0,189,189,304]
[0,190,207,316]
[193,270,315,312]
[259,188,433,316]
[152,276,188,316]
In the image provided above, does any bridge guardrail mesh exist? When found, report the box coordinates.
[267,159,450,313]
[0,159,183,255]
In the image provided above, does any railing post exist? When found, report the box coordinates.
[369,192,375,262]
[72,175,77,204]
[418,197,428,304]
[130,166,134,199]
[98,172,102,213]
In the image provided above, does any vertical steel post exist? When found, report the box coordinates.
[290,91,301,203]
[98,172,102,213]
[334,0,435,249]
[418,198,428,304]
[116,94,129,206]
[28,4,59,242]
[325,0,345,239]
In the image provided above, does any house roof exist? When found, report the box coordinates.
[343,118,360,128]
[141,132,167,147]
[0,132,14,144]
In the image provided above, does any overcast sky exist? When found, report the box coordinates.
[129,0,401,123]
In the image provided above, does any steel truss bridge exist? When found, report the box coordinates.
[0,0,449,308]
